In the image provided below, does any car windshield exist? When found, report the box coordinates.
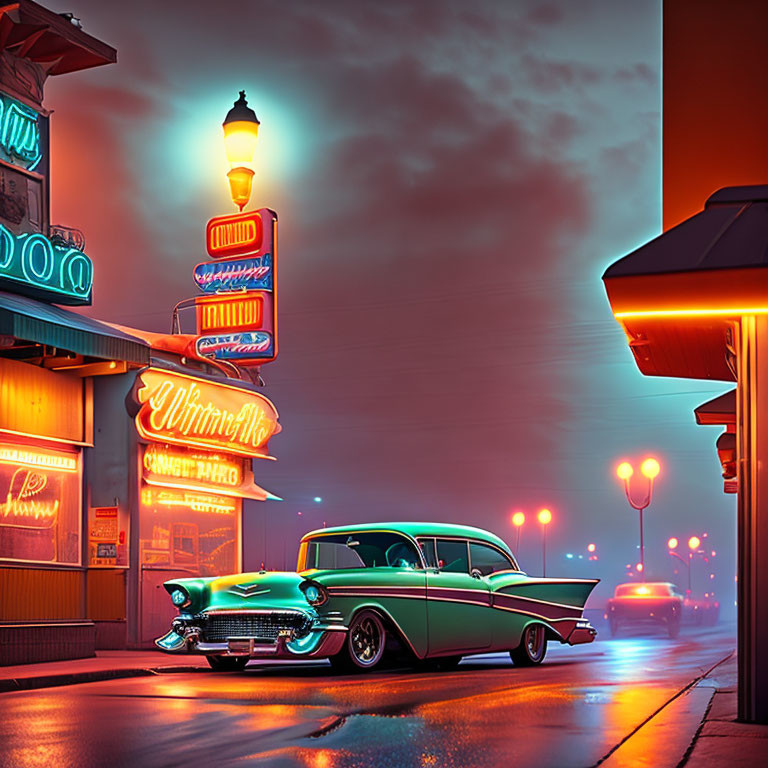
[301,532,422,570]
[615,583,671,597]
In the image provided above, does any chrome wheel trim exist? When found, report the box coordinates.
[525,625,545,662]
[349,615,383,666]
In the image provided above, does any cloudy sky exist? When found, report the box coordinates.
[43,0,734,605]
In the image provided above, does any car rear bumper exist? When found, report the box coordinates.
[565,619,597,645]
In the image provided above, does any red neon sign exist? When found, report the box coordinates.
[206,211,263,258]
[196,293,264,334]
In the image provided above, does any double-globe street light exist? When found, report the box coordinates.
[616,458,661,580]
[667,535,706,595]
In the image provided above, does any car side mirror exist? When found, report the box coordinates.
[470,568,483,579]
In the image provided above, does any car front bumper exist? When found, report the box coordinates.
[155,621,348,659]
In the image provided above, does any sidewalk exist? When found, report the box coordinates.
[0,650,209,693]
[683,654,768,767]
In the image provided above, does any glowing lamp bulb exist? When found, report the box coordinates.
[640,458,660,479]
[587,543,596,553]
[512,512,525,527]
[223,90,260,210]
[688,536,701,551]
[668,537,679,550]
[538,508,552,525]
[635,585,650,595]
[616,462,633,480]
[636,562,644,572]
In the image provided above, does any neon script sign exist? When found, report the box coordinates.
[131,368,280,459]
[196,331,274,361]
[193,253,272,293]
[0,223,92,305]
[0,93,41,171]
[143,444,243,488]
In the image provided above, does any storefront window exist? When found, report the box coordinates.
[0,442,81,565]
[139,485,239,576]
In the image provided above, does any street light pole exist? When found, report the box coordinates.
[616,458,660,581]
[538,508,552,577]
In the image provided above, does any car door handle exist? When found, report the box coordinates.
[470,569,483,579]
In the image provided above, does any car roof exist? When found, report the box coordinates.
[301,522,513,555]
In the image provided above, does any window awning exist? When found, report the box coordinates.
[694,389,736,426]
[0,290,150,365]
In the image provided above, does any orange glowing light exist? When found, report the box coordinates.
[668,537,679,550]
[206,211,264,258]
[0,446,77,472]
[538,508,552,525]
[635,585,650,595]
[587,543,596,553]
[512,511,525,527]
[616,462,634,480]
[640,458,660,479]
[196,293,264,334]
[132,368,280,459]
[688,536,701,551]
[142,445,243,487]
[615,306,768,319]
[140,487,236,515]
[636,562,644,572]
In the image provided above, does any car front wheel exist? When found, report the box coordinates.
[510,624,547,666]
[331,610,386,672]
[206,655,249,671]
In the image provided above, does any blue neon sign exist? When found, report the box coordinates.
[0,93,41,172]
[0,223,93,305]
[193,253,272,294]
[196,331,274,361]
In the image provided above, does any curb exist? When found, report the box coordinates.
[0,665,205,693]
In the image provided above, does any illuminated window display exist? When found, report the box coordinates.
[0,442,81,565]
[139,485,239,576]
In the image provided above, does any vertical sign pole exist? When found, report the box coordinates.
[736,315,768,722]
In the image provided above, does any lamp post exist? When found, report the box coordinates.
[222,90,260,210]
[616,458,660,580]
[512,511,525,555]
[667,535,703,594]
[538,508,552,577]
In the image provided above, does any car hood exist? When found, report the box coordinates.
[166,571,313,613]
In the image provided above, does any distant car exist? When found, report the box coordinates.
[683,594,720,626]
[605,582,683,638]
[156,522,598,671]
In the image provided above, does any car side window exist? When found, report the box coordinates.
[469,541,514,576]
[436,539,469,573]
[418,538,438,568]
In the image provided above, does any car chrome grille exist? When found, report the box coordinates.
[201,612,310,642]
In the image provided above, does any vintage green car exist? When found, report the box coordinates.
[156,522,598,671]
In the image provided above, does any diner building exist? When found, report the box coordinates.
[0,1,280,664]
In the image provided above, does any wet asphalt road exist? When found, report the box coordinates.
[1,625,735,768]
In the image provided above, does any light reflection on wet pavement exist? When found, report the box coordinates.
[0,626,735,768]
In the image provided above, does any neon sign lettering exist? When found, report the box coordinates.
[143,444,243,487]
[0,223,92,305]
[206,210,264,258]
[0,93,41,171]
[193,253,272,293]
[132,368,280,459]
[196,331,274,362]
[196,294,264,334]
[2,469,58,521]
[0,446,77,472]
[141,487,236,515]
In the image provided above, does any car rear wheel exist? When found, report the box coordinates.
[609,617,619,637]
[206,655,249,671]
[510,624,547,666]
[667,614,681,639]
[331,610,386,672]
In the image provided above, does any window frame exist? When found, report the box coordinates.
[468,539,518,576]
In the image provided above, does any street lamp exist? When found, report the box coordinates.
[538,508,552,577]
[615,457,661,580]
[223,90,260,210]
[667,535,704,594]
[512,511,525,554]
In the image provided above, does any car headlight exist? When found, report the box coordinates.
[171,588,190,608]
[302,582,327,606]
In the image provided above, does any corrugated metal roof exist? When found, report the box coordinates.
[0,290,150,364]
